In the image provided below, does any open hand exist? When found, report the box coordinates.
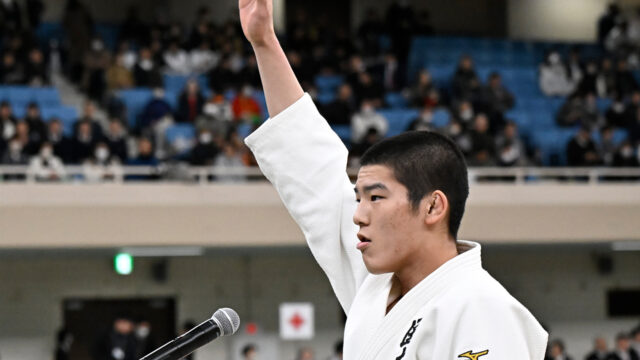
[239,0,275,46]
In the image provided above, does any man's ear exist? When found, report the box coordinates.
[425,190,448,226]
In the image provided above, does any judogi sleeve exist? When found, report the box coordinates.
[245,93,369,312]
[449,295,548,360]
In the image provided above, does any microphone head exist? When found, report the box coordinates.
[212,308,240,336]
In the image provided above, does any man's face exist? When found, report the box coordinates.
[353,165,427,274]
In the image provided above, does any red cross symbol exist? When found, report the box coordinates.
[289,312,305,329]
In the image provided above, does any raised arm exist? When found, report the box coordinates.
[239,0,303,116]
[240,0,368,312]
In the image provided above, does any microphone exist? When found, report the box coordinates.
[139,308,240,360]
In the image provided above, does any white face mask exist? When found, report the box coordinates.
[136,326,150,338]
[421,112,433,123]
[242,87,253,97]
[140,59,153,70]
[460,109,473,121]
[362,105,375,115]
[92,40,104,52]
[621,146,633,158]
[199,132,212,144]
[549,53,561,65]
[95,147,109,161]
[9,142,21,153]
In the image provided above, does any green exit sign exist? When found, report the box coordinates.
[114,253,133,275]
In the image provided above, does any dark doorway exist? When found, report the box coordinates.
[63,297,176,360]
[285,0,351,35]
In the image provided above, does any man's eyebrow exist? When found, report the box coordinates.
[354,183,388,194]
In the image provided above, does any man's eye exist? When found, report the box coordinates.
[371,195,383,201]
[355,198,361,203]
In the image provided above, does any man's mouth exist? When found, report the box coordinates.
[357,233,371,251]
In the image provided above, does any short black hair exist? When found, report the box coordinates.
[360,131,469,239]
[242,344,256,356]
[551,339,565,351]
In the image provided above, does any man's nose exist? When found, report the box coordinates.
[353,202,369,226]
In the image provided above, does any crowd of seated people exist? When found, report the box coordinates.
[546,326,640,360]
[2,0,640,183]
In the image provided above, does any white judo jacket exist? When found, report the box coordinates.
[245,94,548,360]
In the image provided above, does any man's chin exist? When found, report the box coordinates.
[362,256,390,275]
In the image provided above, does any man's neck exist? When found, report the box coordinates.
[394,236,459,296]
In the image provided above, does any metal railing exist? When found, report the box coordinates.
[1,165,640,184]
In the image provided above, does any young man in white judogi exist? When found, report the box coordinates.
[239,0,549,358]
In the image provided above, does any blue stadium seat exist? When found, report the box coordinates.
[315,75,344,93]
[164,74,210,94]
[592,128,629,146]
[385,92,408,108]
[253,90,268,119]
[377,109,419,137]
[117,88,154,128]
[316,92,336,105]
[331,125,351,146]
[237,123,253,139]
[34,88,61,106]
[432,108,450,128]
[41,106,79,136]
[532,128,577,165]
[596,98,612,113]
[165,124,196,155]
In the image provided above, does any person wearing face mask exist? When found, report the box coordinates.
[47,118,73,163]
[190,129,219,166]
[453,101,475,128]
[351,99,388,145]
[104,119,128,162]
[134,320,156,359]
[540,51,574,96]
[444,119,472,156]
[567,126,601,167]
[134,47,163,88]
[177,79,205,123]
[83,142,123,182]
[612,141,639,167]
[407,106,436,132]
[27,142,66,182]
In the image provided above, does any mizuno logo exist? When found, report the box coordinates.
[458,350,489,360]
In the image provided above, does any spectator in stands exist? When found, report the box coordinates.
[615,59,639,96]
[189,41,219,74]
[386,0,416,63]
[200,93,233,134]
[598,4,622,46]
[407,107,436,132]
[1,52,23,84]
[24,102,47,146]
[410,69,439,108]
[75,101,105,141]
[83,142,123,182]
[72,120,97,163]
[586,337,609,360]
[54,327,73,360]
[231,85,262,124]
[612,141,639,167]
[208,55,237,93]
[540,51,574,96]
[92,315,138,360]
[444,119,472,156]
[190,129,219,166]
[134,47,163,88]
[453,100,475,128]
[351,99,388,144]
[330,340,343,360]
[452,55,480,102]
[106,53,134,92]
[241,344,256,360]
[177,79,205,123]
[481,72,515,133]
[214,142,246,183]
[238,55,261,89]
[140,88,173,133]
[27,142,66,182]
[576,61,602,97]
[15,121,38,156]
[495,121,526,167]
[566,47,584,90]
[353,71,384,108]
[468,113,495,166]
[599,126,617,166]
[104,119,128,162]
[557,94,602,129]
[63,0,93,84]
[374,52,405,92]
[323,84,356,126]
[0,101,17,152]
[606,96,628,128]
[25,48,48,86]
[1,137,28,166]
[607,332,639,360]
[567,126,600,167]
[128,137,158,168]
[116,41,137,71]
[119,6,147,45]
[134,320,156,360]
[624,92,640,127]
[47,119,73,164]
[548,339,572,360]
[164,41,190,74]
[0,0,22,34]
[599,58,617,98]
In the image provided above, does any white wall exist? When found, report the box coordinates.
[0,246,639,360]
